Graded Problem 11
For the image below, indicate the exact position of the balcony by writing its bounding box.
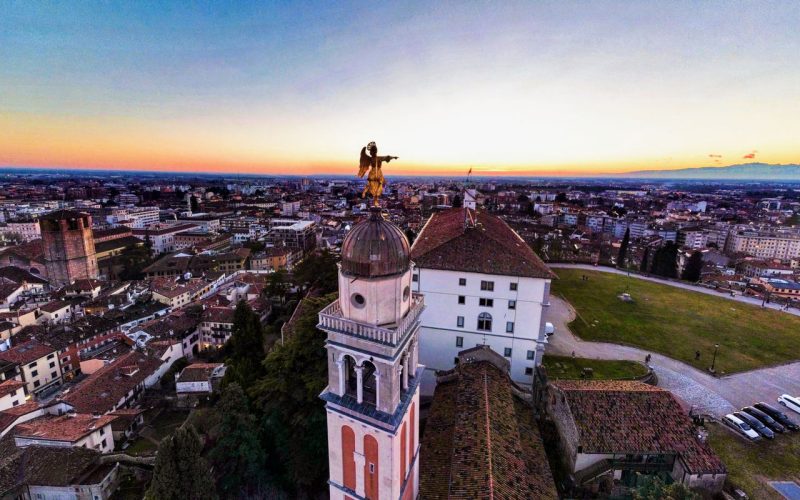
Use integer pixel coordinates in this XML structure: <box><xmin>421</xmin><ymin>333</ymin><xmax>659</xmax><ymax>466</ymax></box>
<box><xmin>318</xmin><ymin>294</ymin><xmax>424</xmax><ymax>346</ymax></box>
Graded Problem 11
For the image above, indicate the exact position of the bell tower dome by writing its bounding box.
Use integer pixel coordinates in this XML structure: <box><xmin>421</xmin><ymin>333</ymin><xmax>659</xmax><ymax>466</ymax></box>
<box><xmin>320</xmin><ymin>207</ymin><xmax>423</xmax><ymax>500</ymax></box>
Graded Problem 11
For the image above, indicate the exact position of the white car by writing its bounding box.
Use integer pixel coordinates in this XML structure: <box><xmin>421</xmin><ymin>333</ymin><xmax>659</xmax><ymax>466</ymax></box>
<box><xmin>722</xmin><ymin>414</ymin><xmax>761</xmax><ymax>441</ymax></box>
<box><xmin>778</xmin><ymin>394</ymin><xmax>800</xmax><ymax>415</ymax></box>
<box><xmin>545</xmin><ymin>322</ymin><xmax>555</xmax><ymax>336</ymax></box>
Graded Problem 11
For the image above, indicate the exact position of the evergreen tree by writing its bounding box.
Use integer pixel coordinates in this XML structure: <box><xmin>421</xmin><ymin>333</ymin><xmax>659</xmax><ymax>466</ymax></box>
<box><xmin>652</xmin><ymin>241</ymin><xmax>679</xmax><ymax>278</ymax></box>
<box><xmin>640</xmin><ymin>246</ymin><xmax>650</xmax><ymax>273</ymax></box>
<box><xmin>292</xmin><ymin>249</ymin><xmax>338</xmax><ymax>294</ymax></box>
<box><xmin>190</xmin><ymin>195</ymin><xmax>200</xmax><ymax>213</ymax></box>
<box><xmin>210</xmin><ymin>383</ymin><xmax>268</xmax><ymax>497</ymax></box>
<box><xmin>681</xmin><ymin>251</ymin><xmax>704</xmax><ymax>282</ymax></box>
<box><xmin>252</xmin><ymin>294</ymin><xmax>334</xmax><ymax>494</ymax></box>
<box><xmin>617</xmin><ymin>228</ymin><xmax>630</xmax><ymax>268</ymax></box>
<box><xmin>452</xmin><ymin>194</ymin><xmax>463</xmax><ymax>208</ymax></box>
<box><xmin>224</xmin><ymin>301</ymin><xmax>266</xmax><ymax>388</ymax></box>
<box><xmin>405</xmin><ymin>228</ymin><xmax>416</xmax><ymax>246</ymax></box>
<box><xmin>147</xmin><ymin>425</ymin><xmax>217</xmax><ymax>500</ymax></box>
<box><xmin>267</xmin><ymin>270</ymin><xmax>290</xmax><ymax>302</ymax></box>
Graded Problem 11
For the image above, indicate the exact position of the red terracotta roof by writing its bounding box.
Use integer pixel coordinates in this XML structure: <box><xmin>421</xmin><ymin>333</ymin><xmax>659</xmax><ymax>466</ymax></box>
<box><xmin>0</xmin><ymin>379</ymin><xmax>24</xmax><ymax>398</ymax></box>
<box><xmin>0</xmin><ymin>340</ymin><xmax>55</xmax><ymax>365</ymax></box>
<box><xmin>62</xmin><ymin>351</ymin><xmax>163</xmax><ymax>414</ymax></box>
<box><xmin>420</xmin><ymin>360</ymin><xmax>558</xmax><ymax>499</ymax></box>
<box><xmin>411</xmin><ymin>208</ymin><xmax>555</xmax><ymax>279</ymax></box>
<box><xmin>14</xmin><ymin>413</ymin><xmax>116</xmax><ymax>443</ymax></box>
<box><xmin>551</xmin><ymin>380</ymin><xmax>726</xmax><ymax>475</ymax></box>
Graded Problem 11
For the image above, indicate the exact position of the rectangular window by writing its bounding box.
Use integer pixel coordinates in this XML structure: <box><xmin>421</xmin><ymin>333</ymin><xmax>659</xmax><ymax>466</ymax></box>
<box><xmin>459</xmin><ymin>278</ymin><xmax>466</xmax><ymax>286</ymax></box>
<box><xmin>506</xmin><ymin>321</ymin><xmax>514</xmax><ymax>333</ymax></box>
<box><xmin>508</xmin><ymin>300</ymin><xmax>516</xmax><ymax>309</ymax></box>
<box><xmin>412</xmin><ymin>274</ymin><xmax>419</xmax><ymax>282</ymax></box>
<box><xmin>28</xmin><ymin>362</ymin><xmax>36</xmax><ymax>369</ymax></box>
<box><xmin>47</xmin><ymin>354</ymin><xmax>55</xmax><ymax>360</ymax></box>
<box><xmin>458</xmin><ymin>295</ymin><xmax>465</xmax><ymax>304</ymax></box>
<box><xmin>51</xmin><ymin>372</ymin><xmax>57</xmax><ymax>379</ymax></box>
<box><xmin>49</xmin><ymin>362</ymin><xmax>55</xmax><ymax>369</ymax></box>
<box><xmin>525</xmin><ymin>367</ymin><xmax>534</xmax><ymax>375</ymax></box>
<box><xmin>456</xmin><ymin>336</ymin><xmax>463</xmax><ymax>347</ymax></box>
<box><xmin>504</xmin><ymin>348</ymin><xmax>512</xmax><ymax>357</ymax></box>
<box><xmin>369</xmin><ymin>463</ymin><xmax>375</xmax><ymax>474</ymax></box>
<box><xmin>479</xmin><ymin>298</ymin><xmax>493</xmax><ymax>307</ymax></box>
<box><xmin>457</xmin><ymin>316</ymin><xmax>465</xmax><ymax>327</ymax></box>
<box><xmin>527</xmin><ymin>350</ymin><xmax>535</xmax><ymax>360</ymax></box>
<box><xmin>480</xmin><ymin>280</ymin><xmax>494</xmax><ymax>291</ymax></box>
<box><xmin>30</xmin><ymin>370</ymin><xmax>38</xmax><ymax>377</ymax></box>
<box><xmin>100</xmin><ymin>428</ymin><xmax>105</xmax><ymax>436</ymax></box>
<box><xmin>33</xmin><ymin>380</ymin><xmax>40</xmax><ymax>388</ymax></box>
<box><xmin>477</xmin><ymin>314</ymin><xmax>492</xmax><ymax>331</ymax></box>
<box><xmin>510</xmin><ymin>282</ymin><xmax>518</xmax><ymax>291</ymax></box>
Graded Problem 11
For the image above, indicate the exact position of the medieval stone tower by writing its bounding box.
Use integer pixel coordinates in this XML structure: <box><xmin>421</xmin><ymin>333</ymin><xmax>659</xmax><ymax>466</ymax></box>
<box><xmin>40</xmin><ymin>210</ymin><xmax>99</xmax><ymax>286</ymax></box>
<box><xmin>319</xmin><ymin>207</ymin><xmax>423</xmax><ymax>500</ymax></box>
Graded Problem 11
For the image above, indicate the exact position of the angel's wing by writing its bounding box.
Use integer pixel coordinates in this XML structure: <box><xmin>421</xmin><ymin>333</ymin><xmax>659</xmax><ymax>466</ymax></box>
<box><xmin>357</xmin><ymin>147</ymin><xmax>370</xmax><ymax>178</ymax></box>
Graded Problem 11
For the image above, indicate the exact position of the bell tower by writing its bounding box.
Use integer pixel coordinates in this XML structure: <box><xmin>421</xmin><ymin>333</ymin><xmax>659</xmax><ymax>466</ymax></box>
<box><xmin>319</xmin><ymin>208</ymin><xmax>423</xmax><ymax>500</ymax></box>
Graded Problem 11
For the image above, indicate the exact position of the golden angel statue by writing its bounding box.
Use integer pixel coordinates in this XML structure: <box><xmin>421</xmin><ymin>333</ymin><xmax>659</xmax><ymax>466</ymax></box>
<box><xmin>358</xmin><ymin>141</ymin><xmax>398</xmax><ymax>206</ymax></box>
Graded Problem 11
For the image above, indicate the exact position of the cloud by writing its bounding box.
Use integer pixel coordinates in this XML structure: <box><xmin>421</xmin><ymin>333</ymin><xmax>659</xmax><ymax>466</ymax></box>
<box><xmin>743</xmin><ymin>151</ymin><xmax>756</xmax><ymax>159</ymax></box>
<box><xmin>708</xmin><ymin>154</ymin><xmax>722</xmax><ymax>158</ymax></box>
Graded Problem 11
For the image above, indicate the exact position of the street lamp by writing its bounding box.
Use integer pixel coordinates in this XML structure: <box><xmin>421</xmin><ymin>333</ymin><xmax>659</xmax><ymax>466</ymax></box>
<box><xmin>710</xmin><ymin>344</ymin><xmax>720</xmax><ymax>373</ymax></box>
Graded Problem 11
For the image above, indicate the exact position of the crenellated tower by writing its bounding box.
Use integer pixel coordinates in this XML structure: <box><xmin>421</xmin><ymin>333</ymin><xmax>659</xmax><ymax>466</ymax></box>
<box><xmin>319</xmin><ymin>207</ymin><xmax>423</xmax><ymax>500</ymax></box>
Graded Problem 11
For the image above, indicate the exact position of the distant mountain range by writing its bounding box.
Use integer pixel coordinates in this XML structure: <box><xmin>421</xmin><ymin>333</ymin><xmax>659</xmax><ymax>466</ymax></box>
<box><xmin>618</xmin><ymin>163</ymin><xmax>800</xmax><ymax>180</ymax></box>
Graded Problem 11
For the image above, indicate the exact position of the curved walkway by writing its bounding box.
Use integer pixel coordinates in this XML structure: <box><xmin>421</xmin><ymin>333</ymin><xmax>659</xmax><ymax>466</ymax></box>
<box><xmin>544</xmin><ymin>295</ymin><xmax>800</xmax><ymax>418</ymax></box>
<box><xmin>549</xmin><ymin>263</ymin><xmax>800</xmax><ymax>317</ymax></box>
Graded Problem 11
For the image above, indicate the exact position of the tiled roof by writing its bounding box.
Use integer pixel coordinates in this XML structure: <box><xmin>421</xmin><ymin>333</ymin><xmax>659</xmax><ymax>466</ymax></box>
<box><xmin>39</xmin><ymin>300</ymin><xmax>70</xmax><ymax>313</ymax></box>
<box><xmin>411</xmin><ymin>208</ymin><xmax>555</xmax><ymax>279</ymax></box>
<box><xmin>0</xmin><ymin>340</ymin><xmax>55</xmax><ymax>365</ymax></box>
<box><xmin>420</xmin><ymin>360</ymin><xmax>558</xmax><ymax>499</ymax></box>
<box><xmin>0</xmin><ymin>379</ymin><xmax>24</xmax><ymax>399</ymax></box>
<box><xmin>177</xmin><ymin>363</ymin><xmax>224</xmax><ymax>383</ymax></box>
<box><xmin>551</xmin><ymin>380</ymin><xmax>726</xmax><ymax>475</ymax></box>
<box><xmin>201</xmin><ymin>306</ymin><xmax>234</xmax><ymax>324</ymax></box>
<box><xmin>14</xmin><ymin>413</ymin><xmax>117</xmax><ymax>443</ymax></box>
<box><xmin>0</xmin><ymin>267</ymin><xmax>48</xmax><ymax>285</ymax></box>
<box><xmin>62</xmin><ymin>351</ymin><xmax>163</xmax><ymax>414</ymax></box>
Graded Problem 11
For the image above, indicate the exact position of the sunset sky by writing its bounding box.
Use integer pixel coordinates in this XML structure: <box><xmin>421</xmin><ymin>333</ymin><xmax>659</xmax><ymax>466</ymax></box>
<box><xmin>2</xmin><ymin>1</ymin><xmax>799</xmax><ymax>176</ymax></box>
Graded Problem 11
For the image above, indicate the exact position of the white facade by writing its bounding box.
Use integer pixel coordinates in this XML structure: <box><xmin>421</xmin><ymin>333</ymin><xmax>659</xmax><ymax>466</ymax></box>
<box><xmin>726</xmin><ymin>231</ymin><xmax>800</xmax><ymax>259</ymax></box>
<box><xmin>412</xmin><ymin>267</ymin><xmax>550</xmax><ymax>392</ymax></box>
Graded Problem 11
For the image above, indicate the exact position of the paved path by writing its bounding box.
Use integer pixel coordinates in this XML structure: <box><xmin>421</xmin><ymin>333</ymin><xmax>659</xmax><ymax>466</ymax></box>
<box><xmin>544</xmin><ymin>295</ymin><xmax>800</xmax><ymax>418</ymax></box>
<box><xmin>550</xmin><ymin>263</ymin><xmax>800</xmax><ymax>317</ymax></box>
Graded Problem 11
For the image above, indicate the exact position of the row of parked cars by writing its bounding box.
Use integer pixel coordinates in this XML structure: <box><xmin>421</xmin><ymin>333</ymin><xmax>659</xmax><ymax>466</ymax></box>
<box><xmin>722</xmin><ymin>394</ymin><xmax>800</xmax><ymax>441</ymax></box>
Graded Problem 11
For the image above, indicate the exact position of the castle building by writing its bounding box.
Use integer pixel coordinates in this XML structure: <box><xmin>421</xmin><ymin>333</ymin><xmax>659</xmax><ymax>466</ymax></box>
<box><xmin>40</xmin><ymin>210</ymin><xmax>99</xmax><ymax>286</ymax></box>
<box><xmin>410</xmin><ymin>208</ymin><xmax>555</xmax><ymax>392</ymax></box>
<box><xmin>319</xmin><ymin>207</ymin><xmax>423</xmax><ymax>500</ymax></box>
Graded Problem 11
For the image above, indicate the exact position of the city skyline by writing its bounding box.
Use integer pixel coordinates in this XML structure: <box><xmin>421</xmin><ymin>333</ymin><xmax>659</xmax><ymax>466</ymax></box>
<box><xmin>2</xmin><ymin>1</ymin><xmax>799</xmax><ymax>176</ymax></box>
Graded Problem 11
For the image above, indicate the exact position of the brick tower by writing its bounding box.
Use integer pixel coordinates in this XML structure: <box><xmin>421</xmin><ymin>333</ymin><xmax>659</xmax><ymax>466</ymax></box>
<box><xmin>319</xmin><ymin>207</ymin><xmax>423</xmax><ymax>500</ymax></box>
<box><xmin>40</xmin><ymin>210</ymin><xmax>99</xmax><ymax>286</ymax></box>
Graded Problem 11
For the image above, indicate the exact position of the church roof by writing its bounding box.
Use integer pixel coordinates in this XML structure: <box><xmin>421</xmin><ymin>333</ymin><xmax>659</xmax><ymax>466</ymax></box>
<box><xmin>410</xmin><ymin>208</ymin><xmax>555</xmax><ymax>279</ymax></box>
<box><xmin>419</xmin><ymin>353</ymin><xmax>558</xmax><ymax>499</ymax></box>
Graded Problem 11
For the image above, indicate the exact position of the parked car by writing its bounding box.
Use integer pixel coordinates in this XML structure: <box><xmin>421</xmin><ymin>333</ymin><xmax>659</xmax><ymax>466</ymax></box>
<box><xmin>755</xmin><ymin>401</ymin><xmax>800</xmax><ymax>431</ymax></box>
<box><xmin>734</xmin><ymin>411</ymin><xmax>774</xmax><ymax>439</ymax></box>
<box><xmin>545</xmin><ymin>322</ymin><xmax>555</xmax><ymax>337</ymax></box>
<box><xmin>722</xmin><ymin>414</ymin><xmax>761</xmax><ymax>441</ymax></box>
<box><xmin>777</xmin><ymin>394</ymin><xmax>800</xmax><ymax>416</ymax></box>
<box><xmin>742</xmin><ymin>406</ymin><xmax>785</xmax><ymax>433</ymax></box>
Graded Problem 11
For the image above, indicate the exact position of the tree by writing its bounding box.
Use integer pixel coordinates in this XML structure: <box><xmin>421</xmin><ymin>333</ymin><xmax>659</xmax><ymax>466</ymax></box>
<box><xmin>147</xmin><ymin>425</ymin><xmax>217</xmax><ymax>500</ymax></box>
<box><xmin>209</xmin><ymin>383</ymin><xmax>268</xmax><ymax>497</ymax></box>
<box><xmin>252</xmin><ymin>294</ymin><xmax>334</xmax><ymax>495</ymax></box>
<box><xmin>640</xmin><ymin>246</ymin><xmax>650</xmax><ymax>273</ymax></box>
<box><xmin>267</xmin><ymin>270</ymin><xmax>290</xmax><ymax>302</ymax></box>
<box><xmin>681</xmin><ymin>251</ymin><xmax>704</xmax><ymax>282</ymax></box>
<box><xmin>617</xmin><ymin>228</ymin><xmax>630</xmax><ymax>268</ymax></box>
<box><xmin>223</xmin><ymin>301</ymin><xmax>266</xmax><ymax>389</ymax></box>
<box><xmin>633</xmin><ymin>476</ymin><xmax>699</xmax><ymax>500</ymax></box>
<box><xmin>452</xmin><ymin>194</ymin><xmax>463</xmax><ymax>208</ymax></box>
<box><xmin>190</xmin><ymin>195</ymin><xmax>200</xmax><ymax>213</ymax></box>
<box><xmin>292</xmin><ymin>249</ymin><xmax>338</xmax><ymax>294</ymax></box>
<box><xmin>405</xmin><ymin>228</ymin><xmax>416</xmax><ymax>246</ymax></box>
<box><xmin>652</xmin><ymin>241</ymin><xmax>679</xmax><ymax>279</ymax></box>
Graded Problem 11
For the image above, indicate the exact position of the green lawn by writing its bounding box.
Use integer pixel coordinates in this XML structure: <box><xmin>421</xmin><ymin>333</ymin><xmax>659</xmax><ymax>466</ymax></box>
<box><xmin>551</xmin><ymin>269</ymin><xmax>800</xmax><ymax>373</ymax></box>
<box><xmin>124</xmin><ymin>437</ymin><xmax>158</xmax><ymax>455</ymax></box>
<box><xmin>707</xmin><ymin>422</ymin><xmax>800</xmax><ymax>499</ymax></box>
<box><xmin>542</xmin><ymin>355</ymin><xmax>648</xmax><ymax>380</ymax></box>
